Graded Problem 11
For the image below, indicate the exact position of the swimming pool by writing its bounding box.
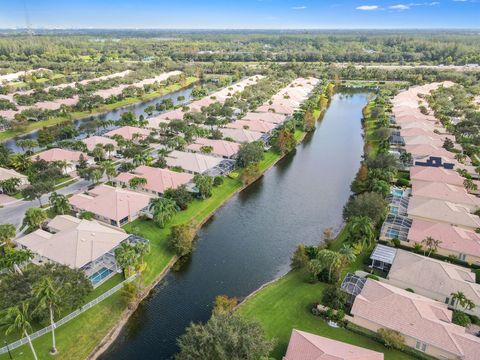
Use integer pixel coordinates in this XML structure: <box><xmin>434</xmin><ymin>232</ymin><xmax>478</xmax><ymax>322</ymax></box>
<box><xmin>391</xmin><ymin>188</ymin><xmax>403</xmax><ymax>197</ymax></box>
<box><xmin>89</xmin><ymin>267</ymin><xmax>113</xmax><ymax>286</ymax></box>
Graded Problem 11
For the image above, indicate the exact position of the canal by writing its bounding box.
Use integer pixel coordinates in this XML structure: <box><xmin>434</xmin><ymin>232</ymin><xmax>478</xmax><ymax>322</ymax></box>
<box><xmin>3</xmin><ymin>86</ymin><xmax>194</xmax><ymax>153</ymax></box>
<box><xmin>100</xmin><ymin>90</ymin><xmax>370</xmax><ymax>360</ymax></box>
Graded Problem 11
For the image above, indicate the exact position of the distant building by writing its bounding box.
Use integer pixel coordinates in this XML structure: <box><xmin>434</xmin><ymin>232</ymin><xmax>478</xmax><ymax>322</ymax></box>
<box><xmin>31</xmin><ymin>148</ymin><xmax>93</xmax><ymax>174</ymax></box>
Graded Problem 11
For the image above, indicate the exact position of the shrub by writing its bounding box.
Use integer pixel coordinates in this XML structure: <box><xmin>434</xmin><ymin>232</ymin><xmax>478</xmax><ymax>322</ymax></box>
<box><xmin>169</xmin><ymin>223</ymin><xmax>196</xmax><ymax>256</ymax></box>
<box><xmin>213</xmin><ymin>176</ymin><xmax>224</xmax><ymax>187</ymax></box>
<box><xmin>475</xmin><ymin>269</ymin><xmax>480</xmax><ymax>284</ymax></box>
<box><xmin>377</xmin><ymin>328</ymin><xmax>405</xmax><ymax>349</ymax></box>
<box><xmin>392</xmin><ymin>238</ymin><xmax>401</xmax><ymax>247</ymax></box>
<box><xmin>453</xmin><ymin>311</ymin><xmax>471</xmax><ymax>327</ymax></box>
<box><xmin>366</xmin><ymin>274</ymin><xmax>379</xmax><ymax>280</ymax></box>
<box><xmin>405</xmin><ymin>288</ymin><xmax>415</xmax><ymax>293</ymax></box>
<box><xmin>290</xmin><ymin>244</ymin><xmax>309</xmax><ymax>270</ymax></box>
<box><xmin>396</xmin><ymin>178</ymin><xmax>410</xmax><ymax>187</ymax></box>
<box><xmin>321</xmin><ymin>285</ymin><xmax>347</xmax><ymax>310</ymax></box>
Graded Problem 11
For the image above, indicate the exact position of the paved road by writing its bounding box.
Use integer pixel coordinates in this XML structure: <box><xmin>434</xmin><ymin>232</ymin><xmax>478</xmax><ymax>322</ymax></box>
<box><xmin>0</xmin><ymin>178</ymin><xmax>92</xmax><ymax>229</ymax></box>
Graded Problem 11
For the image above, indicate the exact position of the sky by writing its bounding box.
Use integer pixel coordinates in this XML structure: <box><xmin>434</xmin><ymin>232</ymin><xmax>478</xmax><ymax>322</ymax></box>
<box><xmin>0</xmin><ymin>0</ymin><xmax>479</xmax><ymax>29</ymax></box>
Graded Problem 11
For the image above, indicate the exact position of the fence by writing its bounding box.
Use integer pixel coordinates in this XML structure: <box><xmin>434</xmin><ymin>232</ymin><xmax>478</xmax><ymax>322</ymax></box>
<box><xmin>0</xmin><ymin>274</ymin><xmax>137</xmax><ymax>355</ymax></box>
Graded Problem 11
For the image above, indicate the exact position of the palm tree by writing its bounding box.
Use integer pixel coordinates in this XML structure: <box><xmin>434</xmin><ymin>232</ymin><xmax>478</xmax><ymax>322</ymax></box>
<box><xmin>0</xmin><ymin>177</ymin><xmax>21</xmax><ymax>195</ymax></box>
<box><xmin>0</xmin><ymin>247</ymin><xmax>33</xmax><ymax>274</ymax></box>
<box><xmin>115</xmin><ymin>242</ymin><xmax>140</xmax><ymax>277</ymax></box>
<box><xmin>100</xmin><ymin>161</ymin><xmax>116</xmax><ymax>181</ymax></box>
<box><xmin>54</xmin><ymin>160</ymin><xmax>69</xmax><ymax>175</ymax></box>
<box><xmin>103</xmin><ymin>143</ymin><xmax>115</xmax><ymax>158</ymax></box>
<box><xmin>348</xmin><ymin>216</ymin><xmax>375</xmax><ymax>251</ymax></box>
<box><xmin>339</xmin><ymin>244</ymin><xmax>357</xmax><ymax>264</ymax></box>
<box><xmin>421</xmin><ymin>236</ymin><xmax>442</xmax><ymax>256</ymax></box>
<box><xmin>10</xmin><ymin>153</ymin><xmax>31</xmax><ymax>172</ymax></box>
<box><xmin>317</xmin><ymin>249</ymin><xmax>343</xmax><ymax>283</ymax></box>
<box><xmin>49</xmin><ymin>192</ymin><xmax>70</xmax><ymax>215</ymax></box>
<box><xmin>0</xmin><ymin>224</ymin><xmax>16</xmax><ymax>247</ymax></box>
<box><xmin>464</xmin><ymin>178</ymin><xmax>477</xmax><ymax>192</ymax></box>
<box><xmin>33</xmin><ymin>277</ymin><xmax>63</xmax><ymax>354</ymax></box>
<box><xmin>0</xmin><ymin>302</ymin><xmax>38</xmax><ymax>360</ymax></box>
<box><xmin>149</xmin><ymin>197</ymin><xmax>177</xmax><ymax>228</ymax></box>
<box><xmin>24</xmin><ymin>208</ymin><xmax>47</xmax><ymax>230</ymax></box>
<box><xmin>451</xmin><ymin>291</ymin><xmax>467</xmax><ymax>310</ymax></box>
<box><xmin>129</xmin><ymin>177</ymin><xmax>147</xmax><ymax>190</ymax></box>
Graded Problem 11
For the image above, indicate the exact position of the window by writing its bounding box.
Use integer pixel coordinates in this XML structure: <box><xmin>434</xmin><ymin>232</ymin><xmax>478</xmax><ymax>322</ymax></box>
<box><xmin>415</xmin><ymin>340</ymin><xmax>427</xmax><ymax>352</ymax></box>
<box><xmin>458</xmin><ymin>253</ymin><xmax>467</xmax><ymax>261</ymax></box>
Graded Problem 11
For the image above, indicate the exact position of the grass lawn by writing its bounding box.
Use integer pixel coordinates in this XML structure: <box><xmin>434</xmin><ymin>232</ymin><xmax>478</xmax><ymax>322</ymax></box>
<box><xmin>0</xmin><ymin>77</ymin><xmax>198</xmax><ymax>142</ymax></box>
<box><xmin>238</xmin><ymin>270</ymin><xmax>414</xmax><ymax>360</ymax></box>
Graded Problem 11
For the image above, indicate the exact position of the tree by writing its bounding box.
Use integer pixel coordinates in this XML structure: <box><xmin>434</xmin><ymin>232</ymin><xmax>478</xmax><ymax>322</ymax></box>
<box><xmin>149</xmin><ymin>197</ymin><xmax>177</xmax><ymax>228</ymax></box>
<box><xmin>443</xmin><ymin>138</ymin><xmax>455</xmax><ymax>151</ymax></box>
<box><xmin>33</xmin><ymin>277</ymin><xmax>63</xmax><ymax>354</ymax></box>
<box><xmin>194</xmin><ymin>175</ymin><xmax>214</xmax><ymax>199</ymax></box>
<box><xmin>49</xmin><ymin>192</ymin><xmax>70</xmax><ymax>215</ymax></box>
<box><xmin>22</xmin><ymin>181</ymin><xmax>54</xmax><ymax>206</ymax></box>
<box><xmin>10</xmin><ymin>153</ymin><xmax>32</xmax><ymax>172</ymax></box>
<box><xmin>115</xmin><ymin>242</ymin><xmax>140</xmax><ymax>278</ymax></box>
<box><xmin>164</xmin><ymin>185</ymin><xmax>193</xmax><ymax>210</ymax></box>
<box><xmin>321</xmin><ymin>285</ymin><xmax>347</xmax><ymax>310</ymax></box>
<box><xmin>175</xmin><ymin>315</ymin><xmax>273</xmax><ymax>360</ymax></box>
<box><xmin>451</xmin><ymin>291</ymin><xmax>475</xmax><ymax>311</ymax></box>
<box><xmin>92</xmin><ymin>145</ymin><xmax>105</xmax><ymax>161</ymax></box>
<box><xmin>16</xmin><ymin>139</ymin><xmax>38</xmax><ymax>154</ymax></box>
<box><xmin>213</xmin><ymin>295</ymin><xmax>238</xmax><ymax>316</ymax></box>
<box><xmin>0</xmin><ymin>177</ymin><xmax>21</xmax><ymax>195</ymax></box>
<box><xmin>129</xmin><ymin>176</ymin><xmax>147</xmax><ymax>190</ymax></box>
<box><xmin>464</xmin><ymin>178</ymin><xmax>478</xmax><ymax>192</ymax></box>
<box><xmin>241</xmin><ymin>163</ymin><xmax>261</xmax><ymax>185</ymax></box>
<box><xmin>399</xmin><ymin>152</ymin><xmax>412</xmax><ymax>166</ymax></box>
<box><xmin>316</xmin><ymin>249</ymin><xmax>344</xmax><ymax>283</ymax></box>
<box><xmin>100</xmin><ymin>160</ymin><xmax>117</xmax><ymax>181</ymax></box>
<box><xmin>0</xmin><ymin>302</ymin><xmax>38</xmax><ymax>360</ymax></box>
<box><xmin>236</xmin><ymin>141</ymin><xmax>264</xmax><ymax>168</ymax></box>
<box><xmin>0</xmin><ymin>224</ymin><xmax>16</xmax><ymax>246</ymax></box>
<box><xmin>169</xmin><ymin>223</ymin><xmax>196</xmax><ymax>256</ymax></box>
<box><xmin>104</xmin><ymin>143</ymin><xmax>115</xmax><ymax>158</ymax></box>
<box><xmin>272</xmin><ymin>127</ymin><xmax>296</xmax><ymax>155</ymax></box>
<box><xmin>421</xmin><ymin>236</ymin><xmax>442</xmax><ymax>256</ymax></box>
<box><xmin>290</xmin><ymin>244</ymin><xmax>309</xmax><ymax>270</ymax></box>
<box><xmin>343</xmin><ymin>192</ymin><xmax>387</xmax><ymax>225</ymax></box>
<box><xmin>346</xmin><ymin>216</ymin><xmax>376</xmax><ymax>251</ymax></box>
<box><xmin>0</xmin><ymin>247</ymin><xmax>32</xmax><ymax>274</ymax></box>
<box><xmin>24</xmin><ymin>208</ymin><xmax>47</xmax><ymax>230</ymax></box>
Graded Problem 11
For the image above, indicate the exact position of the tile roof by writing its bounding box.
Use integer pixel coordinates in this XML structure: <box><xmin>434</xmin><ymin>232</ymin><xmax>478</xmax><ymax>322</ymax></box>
<box><xmin>81</xmin><ymin>136</ymin><xmax>117</xmax><ymax>151</ymax></box>
<box><xmin>0</xmin><ymin>167</ymin><xmax>27</xmax><ymax>181</ymax></box>
<box><xmin>219</xmin><ymin>127</ymin><xmax>263</xmax><ymax>143</ymax></box>
<box><xmin>352</xmin><ymin>279</ymin><xmax>480</xmax><ymax>359</ymax></box>
<box><xmin>410</xmin><ymin>167</ymin><xmax>465</xmax><ymax>186</ymax></box>
<box><xmin>15</xmin><ymin>215</ymin><xmax>128</xmax><ymax>269</ymax></box>
<box><xmin>69</xmin><ymin>185</ymin><xmax>152</xmax><ymax>223</ymax></box>
<box><xmin>114</xmin><ymin>165</ymin><xmax>193</xmax><ymax>194</ymax></box>
<box><xmin>408</xmin><ymin>219</ymin><xmax>480</xmax><ymax>258</ymax></box>
<box><xmin>411</xmin><ymin>180</ymin><xmax>480</xmax><ymax>208</ymax></box>
<box><xmin>226</xmin><ymin>119</ymin><xmax>276</xmax><ymax>133</ymax></box>
<box><xmin>283</xmin><ymin>329</ymin><xmax>383</xmax><ymax>360</ymax></box>
<box><xmin>186</xmin><ymin>137</ymin><xmax>240</xmax><ymax>158</ymax></box>
<box><xmin>104</xmin><ymin>126</ymin><xmax>151</xmax><ymax>141</ymax></box>
<box><xmin>165</xmin><ymin>150</ymin><xmax>223</xmax><ymax>174</ymax></box>
<box><xmin>31</xmin><ymin>148</ymin><xmax>91</xmax><ymax>163</ymax></box>
<box><xmin>241</xmin><ymin>112</ymin><xmax>287</xmax><ymax>124</ymax></box>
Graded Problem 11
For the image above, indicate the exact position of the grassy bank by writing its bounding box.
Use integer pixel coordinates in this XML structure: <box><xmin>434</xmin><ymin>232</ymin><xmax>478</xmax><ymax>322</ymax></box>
<box><xmin>0</xmin><ymin>134</ymin><xmax>303</xmax><ymax>360</ymax></box>
<box><xmin>237</xmin><ymin>270</ymin><xmax>413</xmax><ymax>360</ymax></box>
<box><xmin>0</xmin><ymin>77</ymin><xmax>198</xmax><ymax>142</ymax></box>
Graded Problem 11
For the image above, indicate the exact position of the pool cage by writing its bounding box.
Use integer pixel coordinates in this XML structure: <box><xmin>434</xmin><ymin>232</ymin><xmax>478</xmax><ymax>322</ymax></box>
<box><xmin>389</xmin><ymin>131</ymin><xmax>405</xmax><ymax>147</ymax></box>
<box><xmin>341</xmin><ymin>273</ymin><xmax>367</xmax><ymax>306</ymax></box>
<box><xmin>380</xmin><ymin>214</ymin><xmax>412</xmax><ymax>242</ymax></box>
<box><xmin>387</xmin><ymin>188</ymin><xmax>411</xmax><ymax>216</ymax></box>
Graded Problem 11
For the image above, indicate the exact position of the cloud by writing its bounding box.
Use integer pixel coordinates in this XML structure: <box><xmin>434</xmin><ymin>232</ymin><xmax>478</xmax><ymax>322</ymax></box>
<box><xmin>389</xmin><ymin>4</ymin><xmax>410</xmax><ymax>9</ymax></box>
<box><xmin>356</xmin><ymin>5</ymin><xmax>380</xmax><ymax>10</ymax></box>
<box><xmin>292</xmin><ymin>6</ymin><xmax>307</xmax><ymax>10</ymax></box>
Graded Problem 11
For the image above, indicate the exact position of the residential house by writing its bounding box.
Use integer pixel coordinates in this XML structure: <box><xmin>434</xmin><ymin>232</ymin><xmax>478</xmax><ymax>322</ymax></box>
<box><xmin>165</xmin><ymin>150</ymin><xmax>223</xmax><ymax>174</ymax></box>
<box><xmin>0</xmin><ymin>167</ymin><xmax>29</xmax><ymax>187</ymax></box>
<box><xmin>283</xmin><ymin>329</ymin><xmax>383</xmax><ymax>360</ymax></box>
<box><xmin>15</xmin><ymin>215</ymin><xmax>131</xmax><ymax>287</ymax></box>
<box><xmin>81</xmin><ymin>135</ymin><xmax>118</xmax><ymax>154</ymax></box>
<box><xmin>351</xmin><ymin>279</ymin><xmax>480</xmax><ymax>359</ymax></box>
<box><xmin>31</xmin><ymin>148</ymin><xmax>93</xmax><ymax>174</ymax></box>
<box><xmin>113</xmin><ymin>165</ymin><xmax>193</xmax><ymax>195</ymax></box>
<box><xmin>104</xmin><ymin>126</ymin><xmax>151</xmax><ymax>141</ymax></box>
<box><xmin>226</xmin><ymin>119</ymin><xmax>276</xmax><ymax>133</ymax></box>
<box><xmin>186</xmin><ymin>138</ymin><xmax>240</xmax><ymax>159</ymax></box>
<box><xmin>407</xmin><ymin>219</ymin><xmax>480</xmax><ymax>264</ymax></box>
<box><xmin>219</xmin><ymin>128</ymin><xmax>263</xmax><ymax>143</ymax></box>
<box><xmin>386</xmin><ymin>250</ymin><xmax>480</xmax><ymax>316</ymax></box>
<box><xmin>69</xmin><ymin>184</ymin><xmax>152</xmax><ymax>227</ymax></box>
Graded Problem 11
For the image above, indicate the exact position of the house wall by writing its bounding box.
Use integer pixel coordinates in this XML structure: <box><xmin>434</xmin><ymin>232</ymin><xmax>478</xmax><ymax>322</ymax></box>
<box><xmin>350</xmin><ymin>316</ymin><xmax>459</xmax><ymax>359</ymax></box>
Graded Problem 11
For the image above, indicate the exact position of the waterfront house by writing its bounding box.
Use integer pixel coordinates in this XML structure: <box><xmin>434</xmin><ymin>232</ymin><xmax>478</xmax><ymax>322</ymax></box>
<box><xmin>165</xmin><ymin>150</ymin><xmax>223</xmax><ymax>174</ymax></box>
<box><xmin>15</xmin><ymin>215</ymin><xmax>130</xmax><ymax>287</ymax></box>
<box><xmin>386</xmin><ymin>249</ymin><xmax>480</xmax><ymax>316</ymax></box>
<box><xmin>69</xmin><ymin>184</ymin><xmax>152</xmax><ymax>227</ymax></box>
<box><xmin>226</xmin><ymin>119</ymin><xmax>276</xmax><ymax>133</ymax></box>
<box><xmin>283</xmin><ymin>329</ymin><xmax>383</xmax><ymax>360</ymax></box>
<box><xmin>219</xmin><ymin>128</ymin><xmax>263</xmax><ymax>143</ymax></box>
<box><xmin>411</xmin><ymin>180</ymin><xmax>480</xmax><ymax>210</ymax></box>
<box><xmin>186</xmin><ymin>138</ymin><xmax>240</xmax><ymax>159</ymax></box>
<box><xmin>241</xmin><ymin>112</ymin><xmax>287</xmax><ymax>124</ymax></box>
<box><xmin>113</xmin><ymin>165</ymin><xmax>193</xmax><ymax>195</ymax></box>
<box><xmin>407</xmin><ymin>197</ymin><xmax>480</xmax><ymax>230</ymax></box>
<box><xmin>31</xmin><ymin>148</ymin><xmax>93</xmax><ymax>174</ymax></box>
<box><xmin>410</xmin><ymin>166</ymin><xmax>465</xmax><ymax>187</ymax></box>
<box><xmin>351</xmin><ymin>279</ymin><xmax>480</xmax><ymax>359</ymax></box>
<box><xmin>407</xmin><ymin>219</ymin><xmax>480</xmax><ymax>264</ymax></box>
